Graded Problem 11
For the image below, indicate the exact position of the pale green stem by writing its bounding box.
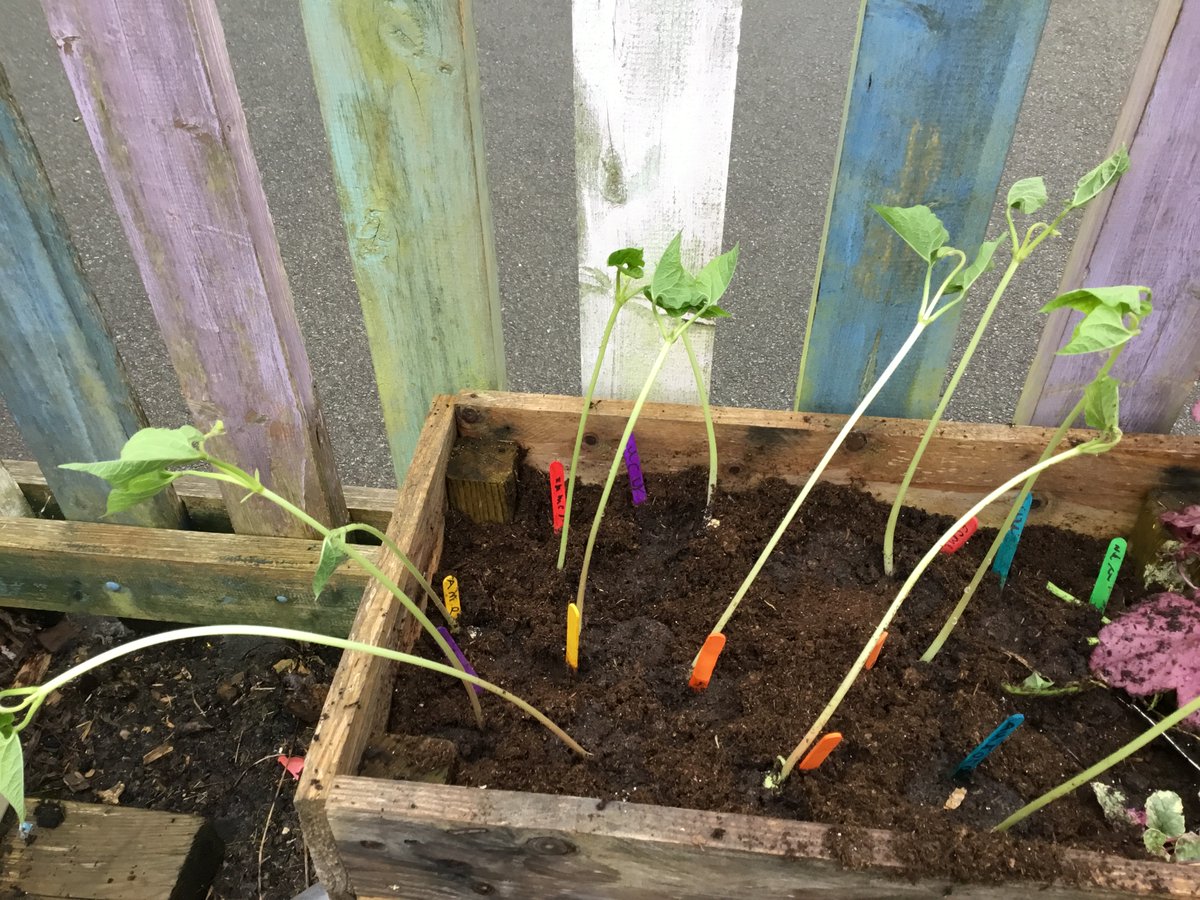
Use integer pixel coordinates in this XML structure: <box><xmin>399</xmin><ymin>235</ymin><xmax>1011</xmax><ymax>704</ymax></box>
<box><xmin>680</xmin><ymin>328</ymin><xmax>718</xmax><ymax>509</ymax></box>
<box><xmin>0</xmin><ymin>625</ymin><xmax>588</xmax><ymax>757</ymax></box>
<box><xmin>765</xmin><ymin>442</ymin><xmax>1100</xmax><ymax>789</ymax></box>
<box><xmin>343</xmin><ymin>523</ymin><xmax>454</xmax><ymax>627</ymax></box>
<box><xmin>993</xmin><ymin>692</ymin><xmax>1200</xmax><ymax>833</ymax></box>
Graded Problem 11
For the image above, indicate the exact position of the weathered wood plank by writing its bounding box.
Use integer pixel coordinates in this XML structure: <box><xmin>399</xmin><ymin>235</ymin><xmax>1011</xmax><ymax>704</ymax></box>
<box><xmin>796</xmin><ymin>0</ymin><xmax>1050</xmax><ymax>418</ymax></box>
<box><xmin>0</xmin><ymin>800</ymin><xmax>221</xmax><ymax>899</ymax></box>
<box><xmin>299</xmin><ymin>0</ymin><xmax>505</xmax><ymax>485</ymax></box>
<box><xmin>0</xmin><ymin>61</ymin><xmax>184</xmax><ymax>529</ymax></box>
<box><xmin>296</xmin><ymin>396</ymin><xmax>457</xmax><ymax>898</ymax></box>
<box><xmin>40</xmin><ymin>0</ymin><xmax>347</xmax><ymax>537</ymax></box>
<box><xmin>4</xmin><ymin>459</ymin><xmax>394</xmax><ymax>534</ymax></box>
<box><xmin>0</xmin><ymin>518</ymin><xmax>373</xmax><ymax>635</ymax></box>
<box><xmin>573</xmin><ymin>0</ymin><xmax>742</xmax><ymax>403</ymax></box>
<box><xmin>0</xmin><ymin>462</ymin><xmax>32</xmax><ymax>519</ymax></box>
<box><xmin>327</xmin><ymin>777</ymin><xmax>1198</xmax><ymax>898</ymax></box>
<box><xmin>1015</xmin><ymin>0</ymin><xmax>1199</xmax><ymax>432</ymax></box>
<box><xmin>453</xmin><ymin>391</ymin><xmax>1200</xmax><ymax>538</ymax></box>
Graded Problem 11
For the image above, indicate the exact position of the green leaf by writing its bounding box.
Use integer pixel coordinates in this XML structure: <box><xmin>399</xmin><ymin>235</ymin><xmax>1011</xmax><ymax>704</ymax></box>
<box><xmin>648</xmin><ymin>233</ymin><xmax>702</xmax><ymax>313</ymax></box>
<box><xmin>1007</xmin><ymin>177</ymin><xmax>1048</xmax><ymax>214</ymax></box>
<box><xmin>1023</xmin><ymin>673</ymin><xmax>1054</xmax><ymax>691</ymax></box>
<box><xmin>105</xmin><ymin>470</ymin><xmax>182</xmax><ymax>515</ymax></box>
<box><xmin>1040</xmin><ymin>285</ymin><xmax>1152</xmax><ymax>320</ymax></box>
<box><xmin>872</xmin><ymin>204</ymin><xmax>949</xmax><ymax>262</ymax></box>
<box><xmin>0</xmin><ymin>726</ymin><xmax>25</xmax><ymax>822</ymax></box>
<box><xmin>695</xmin><ymin>244</ymin><xmax>740</xmax><ymax>306</ymax></box>
<box><xmin>1146</xmin><ymin>791</ymin><xmax>1186</xmax><ymax>838</ymax></box>
<box><xmin>1174</xmin><ymin>832</ymin><xmax>1200</xmax><ymax>862</ymax></box>
<box><xmin>703</xmin><ymin>304</ymin><xmax>732</xmax><ymax>320</ymax></box>
<box><xmin>607</xmin><ymin>247</ymin><xmax>645</xmax><ymax>279</ymax></box>
<box><xmin>1071</xmin><ymin>147</ymin><xmax>1130</xmax><ymax>209</ymax></box>
<box><xmin>946</xmin><ymin>237</ymin><xmax>1002</xmax><ymax>295</ymax></box>
<box><xmin>1144</xmin><ymin>828</ymin><xmax>1172</xmax><ymax>859</ymax></box>
<box><xmin>1092</xmin><ymin>782</ymin><xmax>1133</xmax><ymax>827</ymax></box>
<box><xmin>60</xmin><ymin>425</ymin><xmax>207</xmax><ymax>488</ymax></box>
<box><xmin>1002</xmin><ymin>673</ymin><xmax>1086</xmax><ymax>696</ymax></box>
<box><xmin>1083</xmin><ymin>375</ymin><xmax>1120</xmax><ymax>432</ymax></box>
<box><xmin>313</xmin><ymin>530</ymin><xmax>350</xmax><ymax>599</ymax></box>
<box><xmin>1059</xmin><ymin>306</ymin><xmax>1137</xmax><ymax>355</ymax></box>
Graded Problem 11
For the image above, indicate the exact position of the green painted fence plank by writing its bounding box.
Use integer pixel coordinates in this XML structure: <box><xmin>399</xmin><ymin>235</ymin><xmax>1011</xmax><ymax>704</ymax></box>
<box><xmin>301</xmin><ymin>0</ymin><xmax>505</xmax><ymax>484</ymax></box>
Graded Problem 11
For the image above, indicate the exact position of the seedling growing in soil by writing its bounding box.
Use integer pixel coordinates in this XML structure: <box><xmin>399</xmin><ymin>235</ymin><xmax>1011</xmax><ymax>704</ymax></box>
<box><xmin>61</xmin><ymin>422</ymin><xmax>485</xmax><ymax>725</ymax></box>
<box><xmin>883</xmin><ymin>149</ymin><xmax>1130</xmax><ymax>576</ymax></box>
<box><xmin>0</xmin><ymin>623</ymin><xmax>589</xmax><ymax>823</ymax></box>
<box><xmin>571</xmin><ymin>235</ymin><xmax>738</xmax><ymax>666</ymax></box>
<box><xmin>1092</xmin><ymin>785</ymin><xmax>1200</xmax><ymax>862</ymax></box>
<box><xmin>764</xmin><ymin>372</ymin><xmax>1125</xmax><ymax>790</ymax></box>
<box><xmin>921</xmin><ymin>284</ymin><xmax>1152</xmax><ymax>660</ymax></box>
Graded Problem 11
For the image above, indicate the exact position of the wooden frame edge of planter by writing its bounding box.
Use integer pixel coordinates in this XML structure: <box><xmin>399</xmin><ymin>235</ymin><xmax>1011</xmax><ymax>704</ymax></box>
<box><xmin>299</xmin><ymin>391</ymin><xmax>1200</xmax><ymax>898</ymax></box>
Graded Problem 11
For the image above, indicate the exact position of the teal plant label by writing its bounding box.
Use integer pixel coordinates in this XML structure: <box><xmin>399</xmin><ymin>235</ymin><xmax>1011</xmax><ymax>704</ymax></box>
<box><xmin>954</xmin><ymin>713</ymin><xmax>1025</xmax><ymax>778</ymax></box>
<box><xmin>1089</xmin><ymin>537</ymin><xmax>1126</xmax><ymax>613</ymax></box>
<box><xmin>992</xmin><ymin>494</ymin><xmax>1033</xmax><ymax>584</ymax></box>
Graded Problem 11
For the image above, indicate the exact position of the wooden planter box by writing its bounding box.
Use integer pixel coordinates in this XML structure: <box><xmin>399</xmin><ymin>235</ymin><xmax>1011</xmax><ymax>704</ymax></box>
<box><xmin>297</xmin><ymin>390</ymin><xmax>1200</xmax><ymax>899</ymax></box>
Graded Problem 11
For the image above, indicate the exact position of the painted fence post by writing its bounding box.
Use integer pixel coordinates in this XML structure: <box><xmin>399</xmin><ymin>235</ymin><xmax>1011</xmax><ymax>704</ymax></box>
<box><xmin>795</xmin><ymin>0</ymin><xmax>1050</xmax><ymax>418</ymax></box>
<box><xmin>573</xmin><ymin>0</ymin><xmax>742</xmax><ymax>403</ymax></box>
<box><xmin>0</xmin><ymin>62</ymin><xmax>184</xmax><ymax>528</ymax></box>
<box><xmin>40</xmin><ymin>0</ymin><xmax>347</xmax><ymax>538</ymax></box>
<box><xmin>1016</xmin><ymin>0</ymin><xmax>1199</xmax><ymax>433</ymax></box>
<box><xmin>300</xmin><ymin>0</ymin><xmax>505</xmax><ymax>485</ymax></box>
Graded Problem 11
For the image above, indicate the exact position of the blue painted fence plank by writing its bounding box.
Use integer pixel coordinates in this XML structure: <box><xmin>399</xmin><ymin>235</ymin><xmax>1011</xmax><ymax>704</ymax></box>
<box><xmin>796</xmin><ymin>0</ymin><xmax>1050</xmax><ymax>418</ymax></box>
<box><xmin>0</xmin><ymin>63</ymin><xmax>184</xmax><ymax>527</ymax></box>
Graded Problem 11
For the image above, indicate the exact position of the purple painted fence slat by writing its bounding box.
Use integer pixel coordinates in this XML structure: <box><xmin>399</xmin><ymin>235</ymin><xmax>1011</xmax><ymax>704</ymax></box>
<box><xmin>41</xmin><ymin>0</ymin><xmax>347</xmax><ymax>536</ymax></box>
<box><xmin>1016</xmin><ymin>0</ymin><xmax>1199</xmax><ymax>433</ymax></box>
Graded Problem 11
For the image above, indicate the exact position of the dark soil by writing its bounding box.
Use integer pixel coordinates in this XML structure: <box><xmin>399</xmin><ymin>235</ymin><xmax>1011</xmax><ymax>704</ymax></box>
<box><xmin>387</xmin><ymin>466</ymin><xmax>1200</xmax><ymax>887</ymax></box>
<box><xmin>0</xmin><ymin>611</ymin><xmax>337</xmax><ymax>898</ymax></box>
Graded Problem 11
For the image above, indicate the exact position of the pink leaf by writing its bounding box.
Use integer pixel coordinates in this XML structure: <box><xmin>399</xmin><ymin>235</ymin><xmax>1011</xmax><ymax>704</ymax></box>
<box><xmin>277</xmin><ymin>755</ymin><xmax>305</xmax><ymax>780</ymax></box>
<box><xmin>1090</xmin><ymin>593</ymin><xmax>1200</xmax><ymax>731</ymax></box>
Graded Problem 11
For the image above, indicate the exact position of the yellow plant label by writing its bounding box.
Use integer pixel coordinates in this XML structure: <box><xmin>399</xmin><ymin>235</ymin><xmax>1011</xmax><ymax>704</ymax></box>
<box><xmin>443</xmin><ymin>575</ymin><xmax>461</xmax><ymax>621</ymax></box>
<box><xmin>566</xmin><ymin>603</ymin><xmax>581</xmax><ymax>670</ymax></box>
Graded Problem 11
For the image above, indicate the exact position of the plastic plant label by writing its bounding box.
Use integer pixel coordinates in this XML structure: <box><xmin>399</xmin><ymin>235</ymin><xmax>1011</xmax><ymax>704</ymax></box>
<box><xmin>992</xmin><ymin>494</ymin><xmax>1034</xmax><ymax>585</ymax></box>
<box><xmin>689</xmin><ymin>633</ymin><xmax>727</xmax><ymax>690</ymax></box>
<box><xmin>566</xmin><ymin>603</ymin><xmax>581</xmax><ymax>671</ymax></box>
<box><xmin>941</xmin><ymin>517</ymin><xmax>978</xmax><ymax>554</ymax></box>
<box><xmin>864</xmin><ymin>631</ymin><xmax>889</xmax><ymax>670</ymax></box>
<box><xmin>623</xmin><ymin>434</ymin><xmax>647</xmax><ymax>505</ymax></box>
<box><xmin>277</xmin><ymin>755</ymin><xmax>305</xmax><ymax>780</ymax></box>
<box><xmin>437</xmin><ymin>626</ymin><xmax>482</xmax><ymax>695</ymax></box>
<box><xmin>799</xmin><ymin>732</ymin><xmax>843</xmax><ymax>771</ymax></box>
<box><xmin>443</xmin><ymin>575</ymin><xmax>462</xmax><ymax>621</ymax></box>
<box><xmin>1089</xmin><ymin>537</ymin><xmax>1126</xmax><ymax>613</ymax></box>
<box><xmin>953</xmin><ymin>713</ymin><xmax>1024</xmax><ymax>778</ymax></box>
<box><xmin>549</xmin><ymin>461</ymin><xmax>567</xmax><ymax>532</ymax></box>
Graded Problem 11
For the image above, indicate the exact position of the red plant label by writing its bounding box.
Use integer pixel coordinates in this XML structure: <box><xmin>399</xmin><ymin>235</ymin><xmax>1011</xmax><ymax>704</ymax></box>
<box><xmin>940</xmin><ymin>517</ymin><xmax>978</xmax><ymax>554</ymax></box>
<box><xmin>277</xmin><ymin>755</ymin><xmax>305</xmax><ymax>780</ymax></box>
<box><xmin>549</xmin><ymin>460</ymin><xmax>566</xmax><ymax>532</ymax></box>
<box><xmin>689</xmin><ymin>633</ymin><xmax>726</xmax><ymax>691</ymax></box>
<box><xmin>864</xmin><ymin>631</ymin><xmax>889</xmax><ymax>670</ymax></box>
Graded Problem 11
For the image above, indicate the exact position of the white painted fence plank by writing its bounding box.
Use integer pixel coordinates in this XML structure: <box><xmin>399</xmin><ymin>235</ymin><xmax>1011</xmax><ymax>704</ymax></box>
<box><xmin>573</xmin><ymin>0</ymin><xmax>742</xmax><ymax>403</ymax></box>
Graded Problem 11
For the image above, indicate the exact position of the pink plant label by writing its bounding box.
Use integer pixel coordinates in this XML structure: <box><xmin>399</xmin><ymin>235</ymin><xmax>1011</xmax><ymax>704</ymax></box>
<box><xmin>549</xmin><ymin>460</ymin><xmax>566</xmax><ymax>532</ymax></box>
<box><xmin>277</xmin><ymin>755</ymin><xmax>305</xmax><ymax>780</ymax></box>
<box><xmin>438</xmin><ymin>626</ymin><xmax>483</xmax><ymax>695</ymax></box>
<box><xmin>940</xmin><ymin>517</ymin><xmax>978</xmax><ymax>554</ymax></box>
<box><xmin>1089</xmin><ymin>537</ymin><xmax>1126</xmax><ymax>612</ymax></box>
<box><xmin>623</xmin><ymin>434</ymin><xmax>647</xmax><ymax>505</ymax></box>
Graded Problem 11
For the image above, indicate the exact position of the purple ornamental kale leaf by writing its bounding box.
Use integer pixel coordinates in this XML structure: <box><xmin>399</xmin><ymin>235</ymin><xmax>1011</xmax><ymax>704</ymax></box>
<box><xmin>1161</xmin><ymin>505</ymin><xmax>1200</xmax><ymax>557</ymax></box>
<box><xmin>1090</xmin><ymin>592</ymin><xmax>1200</xmax><ymax>731</ymax></box>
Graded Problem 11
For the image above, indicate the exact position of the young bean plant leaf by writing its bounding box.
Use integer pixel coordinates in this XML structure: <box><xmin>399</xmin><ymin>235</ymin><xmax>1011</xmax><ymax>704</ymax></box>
<box><xmin>607</xmin><ymin>247</ymin><xmax>645</xmax><ymax>280</ymax></box>
<box><xmin>1071</xmin><ymin>147</ymin><xmax>1131</xmax><ymax>209</ymax></box>
<box><xmin>1084</xmin><ymin>375</ymin><xmax>1120</xmax><ymax>432</ymax></box>
<box><xmin>648</xmin><ymin>233</ymin><xmax>701</xmax><ymax>314</ymax></box>
<box><xmin>871</xmin><ymin>204</ymin><xmax>949</xmax><ymax>262</ymax></box>
<box><xmin>60</xmin><ymin>425</ymin><xmax>207</xmax><ymax>488</ymax></box>
<box><xmin>313</xmin><ymin>529</ymin><xmax>351</xmax><ymax>599</ymax></box>
<box><xmin>1002</xmin><ymin>672</ymin><xmax>1087</xmax><ymax>697</ymax></box>
<box><xmin>1144</xmin><ymin>790</ymin><xmax>1186</xmax><ymax>858</ymax></box>
<box><xmin>1041</xmin><ymin>286</ymin><xmax>1151</xmax><ymax>356</ymax></box>
<box><xmin>946</xmin><ymin>237</ymin><xmax>1003</xmax><ymax>295</ymax></box>
<box><xmin>696</xmin><ymin>244</ymin><xmax>740</xmax><ymax>306</ymax></box>
<box><xmin>0</xmin><ymin>718</ymin><xmax>25</xmax><ymax>821</ymax></box>
<box><xmin>1007</xmin><ymin>176</ymin><xmax>1048</xmax><ymax>214</ymax></box>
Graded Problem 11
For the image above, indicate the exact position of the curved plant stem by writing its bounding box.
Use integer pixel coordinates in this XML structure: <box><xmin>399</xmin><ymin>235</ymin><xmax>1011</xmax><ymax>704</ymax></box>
<box><xmin>0</xmin><ymin>625</ymin><xmax>588</xmax><ymax>757</ymax></box>
<box><xmin>343</xmin><ymin>523</ymin><xmax>454</xmax><ymax>627</ymax></box>
<box><xmin>765</xmin><ymin>442</ymin><xmax>1101</xmax><ymax>789</ymax></box>
<box><xmin>993</xmin><ymin>692</ymin><xmax>1200</xmax><ymax>833</ymax></box>
<box><xmin>681</xmin><ymin>328</ymin><xmax>718</xmax><ymax>509</ymax></box>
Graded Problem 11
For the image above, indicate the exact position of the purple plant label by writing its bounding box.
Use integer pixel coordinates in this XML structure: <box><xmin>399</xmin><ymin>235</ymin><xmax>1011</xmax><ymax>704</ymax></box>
<box><xmin>953</xmin><ymin>713</ymin><xmax>1025</xmax><ymax>778</ymax></box>
<box><xmin>437</xmin><ymin>626</ymin><xmax>483</xmax><ymax>695</ymax></box>
<box><xmin>623</xmin><ymin>434</ymin><xmax>647</xmax><ymax>505</ymax></box>
<box><xmin>991</xmin><ymin>493</ymin><xmax>1033</xmax><ymax>585</ymax></box>
<box><xmin>1089</xmin><ymin>537</ymin><xmax>1126</xmax><ymax>613</ymax></box>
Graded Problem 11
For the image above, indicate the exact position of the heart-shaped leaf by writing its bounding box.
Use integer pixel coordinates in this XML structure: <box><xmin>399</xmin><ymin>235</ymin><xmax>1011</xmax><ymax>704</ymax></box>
<box><xmin>61</xmin><ymin>425</ymin><xmax>207</xmax><ymax>488</ymax></box>
<box><xmin>1145</xmin><ymin>791</ymin><xmax>1186</xmax><ymax>839</ymax></box>
<box><xmin>946</xmin><ymin>237</ymin><xmax>1003</xmax><ymax>295</ymax></box>
<box><xmin>696</xmin><ymin>244</ymin><xmax>739</xmax><ymax>306</ymax></box>
<box><xmin>1083</xmin><ymin>375</ymin><xmax>1120</xmax><ymax>432</ymax></box>
<box><xmin>1057</xmin><ymin>306</ymin><xmax>1138</xmax><ymax>356</ymax></box>
<box><xmin>607</xmin><ymin>247</ymin><xmax>645</xmax><ymax>279</ymax></box>
<box><xmin>1007</xmin><ymin>177</ymin><xmax>1048</xmax><ymax>214</ymax></box>
<box><xmin>0</xmin><ymin>723</ymin><xmax>25</xmax><ymax>822</ymax></box>
<box><xmin>872</xmin><ymin>204</ymin><xmax>949</xmax><ymax>262</ymax></box>
<box><xmin>313</xmin><ymin>529</ymin><xmax>351</xmax><ymax>599</ymax></box>
<box><xmin>1071</xmin><ymin>147</ymin><xmax>1130</xmax><ymax>209</ymax></box>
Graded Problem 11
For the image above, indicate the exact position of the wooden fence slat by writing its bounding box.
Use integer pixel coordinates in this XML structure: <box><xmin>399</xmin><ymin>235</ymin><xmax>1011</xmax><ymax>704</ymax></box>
<box><xmin>0</xmin><ymin>63</ymin><xmax>184</xmax><ymax>528</ymax></box>
<box><xmin>40</xmin><ymin>0</ymin><xmax>347</xmax><ymax>537</ymax></box>
<box><xmin>1015</xmin><ymin>0</ymin><xmax>1199</xmax><ymax>433</ymax></box>
<box><xmin>299</xmin><ymin>0</ymin><xmax>505</xmax><ymax>485</ymax></box>
<box><xmin>573</xmin><ymin>0</ymin><xmax>742</xmax><ymax>404</ymax></box>
<box><xmin>795</xmin><ymin>0</ymin><xmax>1050</xmax><ymax>418</ymax></box>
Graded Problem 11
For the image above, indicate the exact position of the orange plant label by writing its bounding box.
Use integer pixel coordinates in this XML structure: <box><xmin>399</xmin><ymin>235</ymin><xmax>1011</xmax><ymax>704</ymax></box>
<box><xmin>864</xmin><ymin>631</ymin><xmax>888</xmax><ymax>670</ymax></box>
<box><xmin>566</xmin><ymin>602</ymin><xmax>581</xmax><ymax>670</ymax></box>
<box><xmin>941</xmin><ymin>517</ymin><xmax>978</xmax><ymax>554</ymax></box>
<box><xmin>550</xmin><ymin>461</ymin><xmax>567</xmax><ymax>532</ymax></box>
<box><xmin>442</xmin><ymin>574</ymin><xmax>462</xmax><ymax>621</ymax></box>
<box><xmin>798</xmin><ymin>732</ymin><xmax>842</xmax><ymax>771</ymax></box>
<box><xmin>689</xmin><ymin>634</ymin><xmax>727</xmax><ymax>691</ymax></box>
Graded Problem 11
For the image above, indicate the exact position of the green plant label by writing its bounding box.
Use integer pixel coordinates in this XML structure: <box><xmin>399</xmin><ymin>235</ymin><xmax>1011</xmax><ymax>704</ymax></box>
<box><xmin>953</xmin><ymin>713</ymin><xmax>1024</xmax><ymax>778</ymax></box>
<box><xmin>1089</xmin><ymin>537</ymin><xmax>1126</xmax><ymax>612</ymax></box>
<box><xmin>992</xmin><ymin>494</ymin><xmax>1033</xmax><ymax>585</ymax></box>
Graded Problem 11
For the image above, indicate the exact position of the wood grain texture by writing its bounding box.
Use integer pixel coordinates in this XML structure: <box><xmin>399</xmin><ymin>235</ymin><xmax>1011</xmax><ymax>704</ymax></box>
<box><xmin>0</xmin><ymin>62</ymin><xmax>183</xmax><ymax>528</ymax></box>
<box><xmin>327</xmin><ymin>777</ymin><xmax>1199</xmax><ymax>898</ymax></box>
<box><xmin>300</xmin><ymin>0</ymin><xmax>505</xmax><ymax>485</ymax></box>
<box><xmin>4</xmin><ymin>459</ymin><xmax>394</xmax><ymax>534</ymax></box>
<box><xmin>796</xmin><ymin>0</ymin><xmax>1050</xmax><ymax>418</ymax></box>
<box><xmin>1015</xmin><ymin>0</ymin><xmax>1199</xmax><ymax>432</ymax></box>
<box><xmin>296</xmin><ymin>396</ymin><xmax>456</xmax><ymax>899</ymax></box>
<box><xmin>446</xmin><ymin>438</ymin><xmax>517</xmax><ymax>524</ymax></box>
<box><xmin>0</xmin><ymin>518</ymin><xmax>372</xmax><ymax>634</ymax></box>
<box><xmin>454</xmin><ymin>391</ymin><xmax>1200</xmax><ymax>537</ymax></box>
<box><xmin>0</xmin><ymin>462</ymin><xmax>32</xmax><ymax>518</ymax></box>
<box><xmin>0</xmin><ymin>800</ymin><xmax>221</xmax><ymax>899</ymax></box>
<box><xmin>573</xmin><ymin>0</ymin><xmax>742</xmax><ymax>402</ymax></box>
<box><xmin>40</xmin><ymin>0</ymin><xmax>347</xmax><ymax>537</ymax></box>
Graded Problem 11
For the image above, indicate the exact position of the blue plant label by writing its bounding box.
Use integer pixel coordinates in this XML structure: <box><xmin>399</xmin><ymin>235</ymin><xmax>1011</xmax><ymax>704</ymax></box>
<box><xmin>953</xmin><ymin>713</ymin><xmax>1025</xmax><ymax>778</ymax></box>
<box><xmin>1089</xmin><ymin>537</ymin><xmax>1126</xmax><ymax>613</ymax></box>
<box><xmin>623</xmin><ymin>434</ymin><xmax>647</xmax><ymax>505</ymax></box>
<box><xmin>991</xmin><ymin>494</ymin><xmax>1033</xmax><ymax>585</ymax></box>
